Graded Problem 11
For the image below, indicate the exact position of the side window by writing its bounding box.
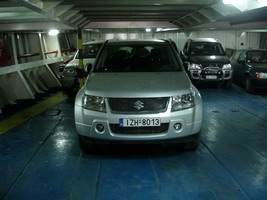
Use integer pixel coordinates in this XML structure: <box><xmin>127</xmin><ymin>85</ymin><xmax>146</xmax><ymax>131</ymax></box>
<box><xmin>183</xmin><ymin>42</ymin><xmax>188</xmax><ymax>54</ymax></box>
<box><xmin>232</xmin><ymin>51</ymin><xmax>241</xmax><ymax>61</ymax></box>
<box><xmin>238</xmin><ymin>51</ymin><xmax>246</xmax><ymax>62</ymax></box>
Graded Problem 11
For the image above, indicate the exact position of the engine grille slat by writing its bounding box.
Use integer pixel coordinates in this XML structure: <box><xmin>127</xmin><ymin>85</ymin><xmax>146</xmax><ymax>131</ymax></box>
<box><xmin>108</xmin><ymin>97</ymin><xmax>169</xmax><ymax>114</ymax></box>
<box><xmin>201</xmin><ymin>63</ymin><xmax>223</xmax><ymax>68</ymax></box>
<box><xmin>109</xmin><ymin>123</ymin><xmax>169</xmax><ymax>135</ymax></box>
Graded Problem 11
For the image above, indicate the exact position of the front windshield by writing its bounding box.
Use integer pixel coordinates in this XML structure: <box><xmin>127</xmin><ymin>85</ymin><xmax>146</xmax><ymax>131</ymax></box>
<box><xmin>76</xmin><ymin>43</ymin><xmax>103</xmax><ymax>59</ymax></box>
<box><xmin>94</xmin><ymin>44</ymin><xmax>182</xmax><ymax>72</ymax></box>
<box><xmin>246</xmin><ymin>51</ymin><xmax>267</xmax><ymax>63</ymax></box>
<box><xmin>189</xmin><ymin>42</ymin><xmax>225</xmax><ymax>55</ymax></box>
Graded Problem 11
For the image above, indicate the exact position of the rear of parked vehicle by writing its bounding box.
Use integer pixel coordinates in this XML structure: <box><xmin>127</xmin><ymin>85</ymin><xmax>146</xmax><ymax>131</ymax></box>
<box><xmin>181</xmin><ymin>38</ymin><xmax>232</xmax><ymax>88</ymax></box>
<box><xmin>74</xmin><ymin>39</ymin><xmax>203</xmax><ymax>152</ymax></box>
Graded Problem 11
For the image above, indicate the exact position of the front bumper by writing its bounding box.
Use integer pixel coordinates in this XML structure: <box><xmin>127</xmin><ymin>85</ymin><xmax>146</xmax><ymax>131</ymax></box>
<box><xmin>80</xmin><ymin>134</ymin><xmax>199</xmax><ymax>144</ymax></box>
<box><xmin>61</xmin><ymin>75</ymin><xmax>76</xmax><ymax>88</ymax></box>
<box><xmin>189</xmin><ymin>68</ymin><xmax>232</xmax><ymax>82</ymax></box>
<box><xmin>75</xmin><ymin>103</ymin><xmax>202</xmax><ymax>143</ymax></box>
<box><xmin>251</xmin><ymin>78</ymin><xmax>267</xmax><ymax>89</ymax></box>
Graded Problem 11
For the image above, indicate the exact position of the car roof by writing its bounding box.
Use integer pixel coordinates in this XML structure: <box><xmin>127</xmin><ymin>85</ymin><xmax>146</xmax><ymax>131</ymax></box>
<box><xmin>190</xmin><ymin>38</ymin><xmax>218</xmax><ymax>43</ymax></box>
<box><xmin>83</xmin><ymin>40</ymin><xmax>105</xmax><ymax>45</ymax></box>
<box><xmin>243</xmin><ymin>49</ymin><xmax>267</xmax><ymax>52</ymax></box>
<box><xmin>106</xmin><ymin>39</ymin><xmax>168</xmax><ymax>45</ymax></box>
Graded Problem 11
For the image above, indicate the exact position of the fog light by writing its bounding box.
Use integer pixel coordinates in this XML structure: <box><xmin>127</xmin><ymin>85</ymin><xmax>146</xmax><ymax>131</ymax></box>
<box><xmin>96</xmin><ymin>124</ymin><xmax>104</xmax><ymax>133</ymax></box>
<box><xmin>174</xmin><ymin>123</ymin><xmax>182</xmax><ymax>130</ymax></box>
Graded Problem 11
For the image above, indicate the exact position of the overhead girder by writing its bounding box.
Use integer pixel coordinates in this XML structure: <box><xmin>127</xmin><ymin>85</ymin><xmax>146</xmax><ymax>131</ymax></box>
<box><xmin>171</xmin><ymin>1</ymin><xmax>267</xmax><ymax>29</ymax></box>
<box><xmin>0</xmin><ymin>0</ymin><xmax>267</xmax><ymax>31</ymax></box>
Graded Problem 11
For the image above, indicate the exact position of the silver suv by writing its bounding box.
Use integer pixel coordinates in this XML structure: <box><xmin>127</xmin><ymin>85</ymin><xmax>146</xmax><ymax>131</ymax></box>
<box><xmin>75</xmin><ymin>39</ymin><xmax>202</xmax><ymax>152</ymax></box>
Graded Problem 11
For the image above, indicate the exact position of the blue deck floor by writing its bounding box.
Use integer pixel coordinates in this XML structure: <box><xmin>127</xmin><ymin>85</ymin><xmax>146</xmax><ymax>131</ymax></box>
<box><xmin>0</xmin><ymin>85</ymin><xmax>267</xmax><ymax>200</ymax></box>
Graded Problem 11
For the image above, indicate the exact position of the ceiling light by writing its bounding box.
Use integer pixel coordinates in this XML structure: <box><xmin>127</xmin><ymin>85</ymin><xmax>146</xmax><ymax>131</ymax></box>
<box><xmin>257</xmin><ymin>0</ymin><xmax>267</xmax><ymax>5</ymax></box>
<box><xmin>145</xmin><ymin>28</ymin><xmax>151</xmax><ymax>32</ymax></box>
<box><xmin>48</xmin><ymin>29</ymin><xmax>59</xmax><ymax>36</ymax></box>
<box><xmin>223</xmin><ymin>0</ymin><xmax>247</xmax><ymax>4</ymax></box>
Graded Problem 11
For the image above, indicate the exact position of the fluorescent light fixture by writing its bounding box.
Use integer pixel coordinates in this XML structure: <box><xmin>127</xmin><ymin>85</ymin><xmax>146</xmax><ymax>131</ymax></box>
<box><xmin>210</xmin><ymin>55</ymin><xmax>216</xmax><ymax>60</ymax></box>
<box><xmin>156</xmin><ymin>28</ymin><xmax>179</xmax><ymax>32</ymax></box>
<box><xmin>223</xmin><ymin>0</ymin><xmax>247</xmax><ymax>4</ymax></box>
<box><xmin>48</xmin><ymin>29</ymin><xmax>59</xmax><ymax>36</ymax></box>
<box><xmin>257</xmin><ymin>0</ymin><xmax>267</xmax><ymax>5</ymax></box>
<box><xmin>145</xmin><ymin>28</ymin><xmax>151</xmax><ymax>32</ymax></box>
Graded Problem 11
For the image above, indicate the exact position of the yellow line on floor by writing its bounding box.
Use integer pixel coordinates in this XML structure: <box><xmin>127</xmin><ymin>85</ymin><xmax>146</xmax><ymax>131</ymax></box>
<box><xmin>0</xmin><ymin>92</ymin><xmax>67</xmax><ymax>135</ymax></box>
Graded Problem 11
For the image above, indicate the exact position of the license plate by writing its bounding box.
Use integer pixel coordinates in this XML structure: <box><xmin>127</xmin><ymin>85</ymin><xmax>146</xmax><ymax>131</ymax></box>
<box><xmin>119</xmin><ymin>118</ymin><xmax>161</xmax><ymax>127</ymax></box>
<box><xmin>257</xmin><ymin>73</ymin><xmax>267</xmax><ymax>79</ymax></box>
<box><xmin>206</xmin><ymin>75</ymin><xmax>217</xmax><ymax>79</ymax></box>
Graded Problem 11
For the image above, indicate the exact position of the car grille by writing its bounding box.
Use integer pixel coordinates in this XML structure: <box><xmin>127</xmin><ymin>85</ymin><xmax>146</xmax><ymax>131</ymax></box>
<box><xmin>203</xmin><ymin>67</ymin><xmax>221</xmax><ymax>74</ymax></box>
<box><xmin>202</xmin><ymin>63</ymin><xmax>223</xmax><ymax>68</ymax></box>
<box><xmin>108</xmin><ymin>97</ymin><xmax>169</xmax><ymax>114</ymax></box>
<box><xmin>109</xmin><ymin>123</ymin><xmax>169</xmax><ymax>135</ymax></box>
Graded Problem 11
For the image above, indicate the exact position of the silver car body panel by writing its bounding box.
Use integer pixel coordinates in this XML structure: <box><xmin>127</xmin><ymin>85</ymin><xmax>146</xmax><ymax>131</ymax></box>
<box><xmin>75</xmin><ymin>71</ymin><xmax>202</xmax><ymax>142</ymax></box>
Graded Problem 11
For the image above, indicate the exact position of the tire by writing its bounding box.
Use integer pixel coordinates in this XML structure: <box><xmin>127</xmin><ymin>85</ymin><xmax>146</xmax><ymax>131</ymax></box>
<box><xmin>183</xmin><ymin>134</ymin><xmax>200</xmax><ymax>151</ymax></box>
<box><xmin>65</xmin><ymin>87</ymin><xmax>76</xmax><ymax>97</ymax></box>
<box><xmin>224</xmin><ymin>79</ymin><xmax>232</xmax><ymax>89</ymax></box>
<box><xmin>79</xmin><ymin>135</ymin><xmax>101</xmax><ymax>153</ymax></box>
<box><xmin>245</xmin><ymin>77</ymin><xmax>254</xmax><ymax>93</ymax></box>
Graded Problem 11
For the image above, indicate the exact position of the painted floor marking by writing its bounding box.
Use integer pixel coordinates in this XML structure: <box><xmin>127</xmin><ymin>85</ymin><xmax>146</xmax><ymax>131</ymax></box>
<box><xmin>0</xmin><ymin>92</ymin><xmax>67</xmax><ymax>134</ymax></box>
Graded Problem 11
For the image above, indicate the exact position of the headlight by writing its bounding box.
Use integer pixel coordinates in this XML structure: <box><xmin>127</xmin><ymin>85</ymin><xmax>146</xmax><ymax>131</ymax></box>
<box><xmin>222</xmin><ymin>64</ymin><xmax>231</xmax><ymax>70</ymax></box>
<box><xmin>189</xmin><ymin>63</ymin><xmax>201</xmax><ymax>70</ymax></box>
<box><xmin>63</xmin><ymin>67</ymin><xmax>77</xmax><ymax>76</ymax></box>
<box><xmin>171</xmin><ymin>92</ymin><xmax>195</xmax><ymax>112</ymax></box>
<box><xmin>82</xmin><ymin>95</ymin><xmax>106</xmax><ymax>112</ymax></box>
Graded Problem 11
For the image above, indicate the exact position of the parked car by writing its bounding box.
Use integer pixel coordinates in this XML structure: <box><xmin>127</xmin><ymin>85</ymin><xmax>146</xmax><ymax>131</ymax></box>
<box><xmin>59</xmin><ymin>54</ymin><xmax>75</xmax><ymax>76</ymax></box>
<box><xmin>180</xmin><ymin>38</ymin><xmax>233</xmax><ymax>88</ymax></box>
<box><xmin>231</xmin><ymin>49</ymin><xmax>267</xmax><ymax>93</ymax></box>
<box><xmin>61</xmin><ymin>40</ymin><xmax>104</xmax><ymax>95</ymax></box>
<box><xmin>74</xmin><ymin>39</ymin><xmax>203</xmax><ymax>152</ymax></box>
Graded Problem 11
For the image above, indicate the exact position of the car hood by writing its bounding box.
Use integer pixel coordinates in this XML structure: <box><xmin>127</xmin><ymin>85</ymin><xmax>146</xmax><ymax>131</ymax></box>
<box><xmin>248</xmin><ymin>63</ymin><xmax>267</xmax><ymax>72</ymax></box>
<box><xmin>65</xmin><ymin>58</ymin><xmax>95</xmax><ymax>69</ymax></box>
<box><xmin>189</xmin><ymin>55</ymin><xmax>230</xmax><ymax>64</ymax></box>
<box><xmin>84</xmin><ymin>72</ymin><xmax>192</xmax><ymax>98</ymax></box>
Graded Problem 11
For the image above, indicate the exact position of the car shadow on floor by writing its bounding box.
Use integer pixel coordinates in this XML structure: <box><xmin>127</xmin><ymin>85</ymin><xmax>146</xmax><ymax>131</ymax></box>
<box><xmin>83</xmin><ymin>142</ymin><xmax>197</xmax><ymax>159</ymax></box>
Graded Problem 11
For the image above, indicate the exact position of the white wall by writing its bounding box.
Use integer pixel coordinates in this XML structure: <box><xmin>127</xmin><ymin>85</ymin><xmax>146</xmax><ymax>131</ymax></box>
<box><xmin>84</xmin><ymin>29</ymin><xmax>261</xmax><ymax>51</ymax></box>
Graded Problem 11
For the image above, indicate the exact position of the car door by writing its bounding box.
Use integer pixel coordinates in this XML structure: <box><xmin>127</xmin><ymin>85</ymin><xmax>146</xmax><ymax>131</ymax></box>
<box><xmin>231</xmin><ymin>50</ymin><xmax>242</xmax><ymax>83</ymax></box>
<box><xmin>232</xmin><ymin>50</ymin><xmax>246</xmax><ymax>84</ymax></box>
<box><xmin>237</xmin><ymin>51</ymin><xmax>248</xmax><ymax>84</ymax></box>
<box><xmin>180</xmin><ymin>41</ymin><xmax>190</xmax><ymax>71</ymax></box>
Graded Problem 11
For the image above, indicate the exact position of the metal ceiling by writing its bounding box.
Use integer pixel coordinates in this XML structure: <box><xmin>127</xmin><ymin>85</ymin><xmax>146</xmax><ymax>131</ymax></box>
<box><xmin>0</xmin><ymin>0</ymin><xmax>267</xmax><ymax>31</ymax></box>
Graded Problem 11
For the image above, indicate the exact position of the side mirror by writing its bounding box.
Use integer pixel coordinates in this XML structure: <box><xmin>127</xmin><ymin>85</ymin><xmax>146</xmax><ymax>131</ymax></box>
<box><xmin>238</xmin><ymin>59</ymin><xmax>246</xmax><ymax>64</ymax></box>
<box><xmin>180</xmin><ymin>50</ymin><xmax>188</xmax><ymax>60</ymax></box>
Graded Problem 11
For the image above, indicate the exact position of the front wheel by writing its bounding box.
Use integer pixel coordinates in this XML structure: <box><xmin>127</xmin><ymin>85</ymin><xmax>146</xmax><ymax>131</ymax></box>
<box><xmin>183</xmin><ymin>134</ymin><xmax>200</xmax><ymax>151</ymax></box>
<box><xmin>79</xmin><ymin>135</ymin><xmax>101</xmax><ymax>153</ymax></box>
<box><xmin>245</xmin><ymin>78</ymin><xmax>254</xmax><ymax>93</ymax></box>
<box><xmin>65</xmin><ymin>77</ymin><xmax>80</xmax><ymax>97</ymax></box>
<box><xmin>224</xmin><ymin>79</ymin><xmax>232</xmax><ymax>89</ymax></box>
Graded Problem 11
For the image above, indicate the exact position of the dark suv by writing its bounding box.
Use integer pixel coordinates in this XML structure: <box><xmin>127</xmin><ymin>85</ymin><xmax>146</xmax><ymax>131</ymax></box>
<box><xmin>181</xmin><ymin>38</ymin><xmax>232</xmax><ymax>88</ymax></box>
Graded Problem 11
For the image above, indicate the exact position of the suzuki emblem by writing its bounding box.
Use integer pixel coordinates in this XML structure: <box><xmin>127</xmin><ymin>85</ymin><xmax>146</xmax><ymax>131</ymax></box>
<box><xmin>134</xmin><ymin>100</ymin><xmax>144</xmax><ymax>110</ymax></box>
